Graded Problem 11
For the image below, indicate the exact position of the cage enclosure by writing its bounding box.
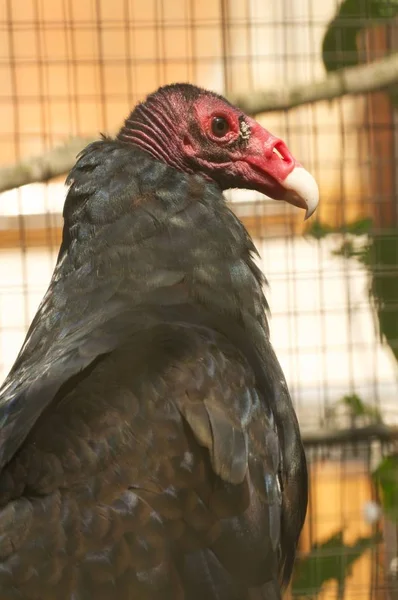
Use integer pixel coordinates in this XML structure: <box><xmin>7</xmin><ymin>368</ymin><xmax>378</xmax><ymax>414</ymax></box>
<box><xmin>0</xmin><ymin>1</ymin><xmax>398</xmax><ymax>598</ymax></box>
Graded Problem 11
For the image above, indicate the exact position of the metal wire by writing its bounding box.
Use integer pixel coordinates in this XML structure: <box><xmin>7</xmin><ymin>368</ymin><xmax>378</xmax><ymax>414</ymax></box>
<box><xmin>0</xmin><ymin>1</ymin><xmax>398</xmax><ymax>597</ymax></box>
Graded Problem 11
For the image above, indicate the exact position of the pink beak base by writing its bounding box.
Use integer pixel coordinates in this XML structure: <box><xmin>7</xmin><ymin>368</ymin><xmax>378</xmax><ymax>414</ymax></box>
<box><xmin>247</xmin><ymin>122</ymin><xmax>320</xmax><ymax>220</ymax></box>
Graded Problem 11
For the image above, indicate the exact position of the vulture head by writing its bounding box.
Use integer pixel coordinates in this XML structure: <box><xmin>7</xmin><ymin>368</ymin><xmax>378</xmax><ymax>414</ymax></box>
<box><xmin>117</xmin><ymin>83</ymin><xmax>319</xmax><ymax>219</ymax></box>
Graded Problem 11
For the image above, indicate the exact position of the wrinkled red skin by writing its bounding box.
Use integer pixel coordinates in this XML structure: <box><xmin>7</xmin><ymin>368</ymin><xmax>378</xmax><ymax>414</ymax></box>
<box><xmin>118</xmin><ymin>86</ymin><xmax>303</xmax><ymax>204</ymax></box>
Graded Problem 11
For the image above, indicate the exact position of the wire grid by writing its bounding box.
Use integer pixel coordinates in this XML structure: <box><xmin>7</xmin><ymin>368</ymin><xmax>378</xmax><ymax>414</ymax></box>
<box><xmin>0</xmin><ymin>1</ymin><xmax>398</xmax><ymax>598</ymax></box>
<box><xmin>296</xmin><ymin>433</ymin><xmax>396</xmax><ymax>600</ymax></box>
<box><xmin>0</xmin><ymin>0</ymin><xmax>396</xmax><ymax>427</ymax></box>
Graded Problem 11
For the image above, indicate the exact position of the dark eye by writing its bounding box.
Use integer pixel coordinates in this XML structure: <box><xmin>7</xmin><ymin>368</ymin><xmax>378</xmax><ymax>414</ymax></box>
<box><xmin>211</xmin><ymin>116</ymin><xmax>230</xmax><ymax>137</ymax></box>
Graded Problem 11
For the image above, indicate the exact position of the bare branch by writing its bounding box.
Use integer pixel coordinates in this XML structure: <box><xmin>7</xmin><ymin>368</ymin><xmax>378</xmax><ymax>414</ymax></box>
<box><xmin>227</xmin><ymin>52</ymin><xmax>398</xmax><ymax>114</ymax></box>
<box><xmin>1</xmin><ymin>53</ymin><xmax>398</xmax><ymax>194</ymax></box>
<box><xmin>0</xmin><ymin>136</ymin><xmax>94</xmax><ymax>194</ymax></box>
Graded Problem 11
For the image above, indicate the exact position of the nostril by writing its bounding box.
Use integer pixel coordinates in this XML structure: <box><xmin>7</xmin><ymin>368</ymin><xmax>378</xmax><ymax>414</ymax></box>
<box><xmin>272</xmin><ymin>141</ymin><xmax>294</xmax><ymax>166</ymax></box>
<box><xmin>272</xmin><ymin>146</ymin><xmax>284</xmax><ymax>160</ymax></box>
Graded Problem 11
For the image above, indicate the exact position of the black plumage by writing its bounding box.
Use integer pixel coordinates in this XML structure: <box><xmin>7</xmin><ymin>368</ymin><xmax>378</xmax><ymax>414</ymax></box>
<box><xmin>0</xmin><ymin>83</ymin><xmax>312</xmax><ymax>599</ymax></box>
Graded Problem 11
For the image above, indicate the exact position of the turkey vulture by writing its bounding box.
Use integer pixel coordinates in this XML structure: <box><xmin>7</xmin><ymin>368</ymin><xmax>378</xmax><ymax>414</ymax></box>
<box><xmin>0</xmin><ymin>83</ymin><xmax>318</xmax><ymax>599</ymax></box>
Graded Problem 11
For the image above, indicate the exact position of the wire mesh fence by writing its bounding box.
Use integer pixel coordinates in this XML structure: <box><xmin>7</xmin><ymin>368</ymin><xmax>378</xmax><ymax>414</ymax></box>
<box><xmin>0</xmin><ymin>0</ymin><xmax>397</xmax><ymax>598</ymax></box>
<box><xmin>293</xmin><ymin>428</ymin><xmax>398</xmax><ymax>600</ymax></box>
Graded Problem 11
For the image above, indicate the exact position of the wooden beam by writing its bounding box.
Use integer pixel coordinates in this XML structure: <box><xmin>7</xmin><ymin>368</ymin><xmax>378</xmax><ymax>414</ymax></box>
<box><xmin>0</xmin><ymin>212</ymin><xmax>305</xmax><ymax>250</ymax></box>
<box><xmin>0</xmin><ymin>227</ymin><xmax>62</xmax><ymax>249</ymax></box>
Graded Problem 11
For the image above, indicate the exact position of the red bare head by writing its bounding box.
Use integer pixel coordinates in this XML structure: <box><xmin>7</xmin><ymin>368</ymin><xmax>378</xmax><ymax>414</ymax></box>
<box><xmin>117</xmin><ymin>83</ymin><xmax>319</xmax><ymax>219</ymax></box>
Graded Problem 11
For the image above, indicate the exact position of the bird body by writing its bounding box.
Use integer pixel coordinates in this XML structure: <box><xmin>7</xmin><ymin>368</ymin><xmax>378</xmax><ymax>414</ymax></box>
<box><xmin>0</xmin><ymin>84</ymin><xmax>318</xmax><ymax>599</ymax></box>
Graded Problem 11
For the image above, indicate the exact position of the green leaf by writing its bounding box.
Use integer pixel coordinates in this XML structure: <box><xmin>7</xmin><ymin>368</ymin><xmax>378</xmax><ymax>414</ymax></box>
<box><xmin>332</xmin><ymin>239</ymin><xmax>358</xmax><ymax>259</ymax></box>
<box><xmin>292</xmin><ymin>530</ymin><xmax>381</xmax><ymax>598</ymax></box>
<box><xmin>342</xmin><ymin>218</ymin><xmax>373</xmax><ymax>236</ymax></box>
<box><xmin>305</xmin><ymin>220</ymin><xmax>338</xmax><ymax>240</ymax></box>
<box><xmin>368</xmin><ymin>231</ymin><xmax>398</xmax><ymax>361</ymax></box>
<box><xmin>339</xmin><ymin>393</ymin><xmax>382</xmax><ymax>422</ymax></box>
<box><xmin>306</xmin><ymin>218</ymin><xmax>372</xmax><ymax>241</ymax></box>
<box><xmin>373</xmin><ymin>455</ymin><xmax>398</xmax><ymax>522</ymax></box>
<box><xmin>341</xmin><ymin>393</ymin><xmax>367</xmax><ymax>416</ymax></box>
<box><xmin>322</xmin><ymin>0</ymin><xmax>398</xmax><ymax>73</ymax></box>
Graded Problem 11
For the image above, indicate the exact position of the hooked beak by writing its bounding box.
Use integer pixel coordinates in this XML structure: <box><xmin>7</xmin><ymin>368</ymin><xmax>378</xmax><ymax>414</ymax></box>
<box><xmin>242</xmin><ymin>122</ymin><xmax>319</xmax><ymax>220</ymax></box>
<box><xmin>280</xmin><ymin>166</ymin><xmax>319</xmax><ymax>220</ymax></box>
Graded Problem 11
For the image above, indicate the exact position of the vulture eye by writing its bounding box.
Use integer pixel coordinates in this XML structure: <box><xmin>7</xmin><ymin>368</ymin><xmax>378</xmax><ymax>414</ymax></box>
<box><xmin>211</xmin><ymin>116</ymin><xmax>230</xmax><ymax>137</ymax></box>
